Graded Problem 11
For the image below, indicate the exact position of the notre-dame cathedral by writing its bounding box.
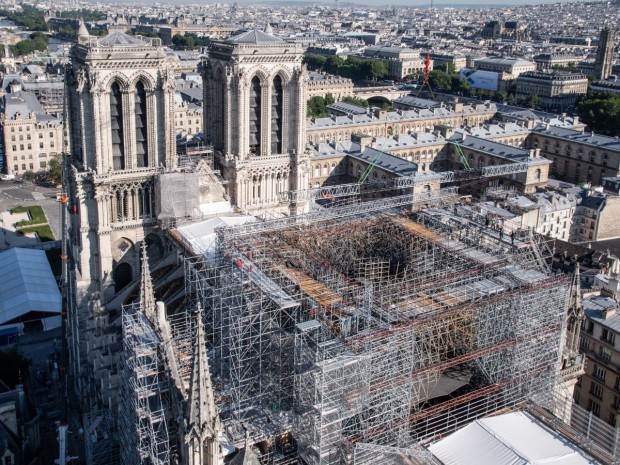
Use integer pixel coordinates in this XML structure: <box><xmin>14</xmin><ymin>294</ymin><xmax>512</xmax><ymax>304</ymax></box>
<box><xmin>65</xmin><ymin>23</ymin><xmax>311</xmax><ymax>460</ymax></box>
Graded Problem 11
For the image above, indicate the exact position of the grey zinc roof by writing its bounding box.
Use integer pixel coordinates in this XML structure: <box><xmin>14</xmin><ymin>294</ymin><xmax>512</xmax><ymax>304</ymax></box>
<box><xmin>349</xmin><ymin>147</ymin><xmax>418</xmax><ymax>177</ymax></box>
<box><xmin>0</xmin><ymin>248</ymin><xmax>61</xmax><ymax>326</ymax></box>
<box><xmin>3</xmin><ymin>90</ymin><xmax>45</xmax><ymax>118</ymax></box>
<box><xmin>584</xmin><ymin>295</ymin><xmax>620</xmax><ymax>333</ymax></box>
<box><xmin>456</xmin><ymin>134</ymin><xmax>530</xmax><ymax>161</ymax></box>
<box><xmin>96</xmin><ymin>31</ymin><xmax>150</xmax><ymax>47</ymax></box>
<box><xmin>532</xmin><ymin>124</ymin><xmax>620</xmax><ymax>152</ymax></box>
<box><xmin>327</xmin><ymin>102</ymin><xmax>368</xmax><ymax>115</ymax></box>
<box><xmin>226</xmin><ymin>29</ymin><xmax>283</xmax><ymax>44</ymax></box>
<box><xmin>393</xmin><ymin>96</ymin><xmax>439</xmax><ymax>109</ymax></box>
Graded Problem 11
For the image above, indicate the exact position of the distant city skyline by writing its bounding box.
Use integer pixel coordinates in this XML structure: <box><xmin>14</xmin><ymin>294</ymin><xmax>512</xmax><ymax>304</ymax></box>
<box><xmin>98</xmin><ymin>0</ymin><xmax>592</xmax><ymax>6</ymax></box>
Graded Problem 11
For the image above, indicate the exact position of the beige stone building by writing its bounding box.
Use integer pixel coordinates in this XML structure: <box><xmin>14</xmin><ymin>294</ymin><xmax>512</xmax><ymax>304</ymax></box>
<box><xmin>474</xmin><ymin>57</ymin><xmax>536</xmax><ymax>78</ymax></box>
<box><xmin>203</xmin><ymin>29</ymin><xmax>310</xmax><ymax>215</ymax></box>
<box><xmin>363</xmin><ymin>45</ymin><xmax>431</xmax><ymax>79</ymax></box>
<box><xmin>575</xmin><ymin>293</ymin><xmax>620</xmax><ymax>427</ymax></box>
<box><xmin>306</xmin><ymin>71</ymin><xmax>353</xmax><ymax>101</ymax></box>
<box><xmin>1</xmin><ymin>82</ymin><xmax>66</xmax><ymax>175</ymax></box>
<box><xmin>528</xmin><ymin>125</ymin><xmax>620</xmax><ymax>186</ymax></box>
<box><xmin>175</xmin><ymin>99</ymin><xmax>203</xmax><ymax>136</ymax></box>
<box><xmin>306</xmin><ymin>101</ymin><xmax>497</xmax><ymax>145</ymax></box>
<box><xmin>515</xmin><ymin>71</ymin><xmax>588</xmax><ymax>109</ymax></box>
<box><xmin>1</xmin><ymin>110</ymin><xmax>64</xmax><ymax>175</ymax></box>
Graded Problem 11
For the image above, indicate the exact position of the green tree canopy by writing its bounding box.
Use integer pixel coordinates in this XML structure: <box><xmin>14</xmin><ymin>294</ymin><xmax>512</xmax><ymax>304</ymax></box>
<box><xmin>303</xmin><ymin>54</ymin><xmax>327</xmax><ymax>70</ymax></box>
<box><xmin>428</xmin><ymin>69</ymin><xmax>452</xmax><ymax>90</ymax></box>
<box><xmin>524</xmin><ymin>93</ymin><xmax>540</xmax><ymax>108</ymax></box>
<box><xmin>341</xmin><ymin>96</ymin><xmax>369</xmax><ymax>108</ymax></box>
<box><xmin>578</xmin><ymin>94</ymin><xmax>620</xmax><ymax>137</ymax></box>
<box><xmin>307</xmin><ymin>96</ymin><xmax>328</xmax><ymax>118</ymax></box>
<box><xmin>47</xmin><ymin>154</ymin><xmax>62</xmax><ymax>186</ymax></box>
<box><xmin>0</xmin><ymin>4</ymin><xmax>48</xmax><ymax>31</ymax></box>
<box><xmin>10</xmin><ymin>32</ymin><xmax>49</xmax><ymax>56</ymax></box>
<box><xmin>303</xmin><ymin>53</ymin><xmax>390</xmax><ymax>83</ymax></box>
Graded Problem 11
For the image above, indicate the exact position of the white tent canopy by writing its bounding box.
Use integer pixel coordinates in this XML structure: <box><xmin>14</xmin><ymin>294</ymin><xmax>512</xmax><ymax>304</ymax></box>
<box><xmin>429</xmin><ymin>411</ymin><xmax>600</xmax><ymax>465</ymax></box>
<box><xmin>0</xmin><ymin>248</ymin><xmax>61</xmax><ymax>326</ymax></box>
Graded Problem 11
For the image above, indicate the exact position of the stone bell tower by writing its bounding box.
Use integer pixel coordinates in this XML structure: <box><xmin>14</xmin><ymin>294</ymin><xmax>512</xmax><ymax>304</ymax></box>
<box><xmin>66</xmin><ymin>30</ymin><xmax>176</xmax><ymax>301</ymax></box>
<box><xmin>65</xmin><ymin>29</ymin><xmax>177</xmax><ymax>407</ymax></box>
<box><xmin>203</xmin><ymin>29</ymin><xmax>310</xmax><ymax>215</ymax></box>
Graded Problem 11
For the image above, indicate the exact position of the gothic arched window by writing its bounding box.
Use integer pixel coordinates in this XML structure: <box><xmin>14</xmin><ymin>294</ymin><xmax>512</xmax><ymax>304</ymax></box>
<box><xmin>110</xmin><ymin>82</ymin><xmax>125</xmax><ymax>170</ymax></box>
<box><xmin>271</xmin><ymin>75</ymin><xmax>283</xmax><ymax>154</ymax></box>
<box><xmin>135</xmin><ymin>81</ymin><xmax>149</xmax><ymax>167</ymax></box>
<box><xmin>249</xmin><ymin>76</ymin><xmax>261</xmax><ymax>155</ymax></box>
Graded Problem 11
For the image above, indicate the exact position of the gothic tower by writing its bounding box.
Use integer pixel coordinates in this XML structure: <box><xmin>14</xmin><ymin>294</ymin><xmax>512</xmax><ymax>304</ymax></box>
<box><xmin>594</xmin><ymin>27</ymin><xmax>617</xmax><ymax>80</ymax></box>
<box><xmin>65</xmin><ymin>30</ymin><xmax>177</xmax><ymax>407</ymax></box>
<box><xmin>67</xmin><ymin>31</ymin><xmax>176</xmax><ymax>300</ymax></box>
<box><xmin>203</xmin><ymin>29</ymin><xmax>310</xmax><ymax>215</ymax></box>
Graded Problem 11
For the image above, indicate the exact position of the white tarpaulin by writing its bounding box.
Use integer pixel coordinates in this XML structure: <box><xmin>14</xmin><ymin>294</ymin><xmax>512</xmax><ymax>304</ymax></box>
<box><xmin>428</xmin><ymin>411</ymin><xmax>600</xmax><ymax>465</ymax></box>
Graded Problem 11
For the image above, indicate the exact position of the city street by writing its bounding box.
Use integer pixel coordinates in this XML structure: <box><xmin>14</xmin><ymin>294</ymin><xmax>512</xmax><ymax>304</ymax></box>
<box><xmin>0</xmin><ymin>180</ymin><xmax>63</xmax><ymax>245</ymax></box>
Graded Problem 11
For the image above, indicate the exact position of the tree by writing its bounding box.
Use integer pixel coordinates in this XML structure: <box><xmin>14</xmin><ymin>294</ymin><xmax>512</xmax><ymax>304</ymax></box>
<box><xmin>0</xmin><ymin>5</ymin><xmax>48</xmax><ymax>31</ymax></box>
<box><xmin>342</xmin><ymin>96</ymin><xmax>369</xmax><ymax>108</ymax></box>
<box><xmin>428</xmin><ymin>70</ymin><xmax>452</xmax><ymax>91</ymax></box>
<box><xmin>578</xmin><ymin>94</ymin><xmax>620</xmax><ymax>137</ymax></box>
<box><xmin>307</xmin><ymin>96</ymin><xmax>328</xmax><ymax>118</ymax></box>
<box><xmin>47</xmin><ymin>155</ymin><xmax>62</xmax><ymax>186</ymax></box>
<box><xmin>324</xmin><ymin>56</ymin><xmax>345</xmax><ymax>75</ymax></box>
<box><xmin>362</xmin><ymin>60</ymin><xmax>388</xmax><ymax>80</ymax></box>
<box><xmin>172</xmin><ymin>33</ymin><xmax>199</xmax><ymax>49</ymax></box>
<box><xmin>525</xmin><ymin>93</ymin><xmax>540</xmax><ymax>108</ymax></box>
<box><xmin>437</xmin><ymin>62</ymin><xmax>456</xmax><ymax>74</ymax></box>
<box><xmin>325</xmin><ymin>93</ymin><xmax>335</xmax><ymax>106</ymax></box>
<box><xmin>11</xmin><ymin>33</ymin><xmax>49</xmax><ymax>56</ymax></box>
<box><xmin>303</xmin><ymin>54</ymin><xmax>327</xmax><ymax>71</ymax></box>
<box><xmin>496</xmin><ymin>91</ymin><xmax>508</xmax><ymax>103</ymax></box>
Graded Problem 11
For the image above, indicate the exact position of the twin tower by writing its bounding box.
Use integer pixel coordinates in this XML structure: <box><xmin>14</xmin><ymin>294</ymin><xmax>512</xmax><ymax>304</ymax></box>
<box><xmin>66</xmin><ymin>28</ymin><xmax>310</xmax><ymax>316</ymax></box>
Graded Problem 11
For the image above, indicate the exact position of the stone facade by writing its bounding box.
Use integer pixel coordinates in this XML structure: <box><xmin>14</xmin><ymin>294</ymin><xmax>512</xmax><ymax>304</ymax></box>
<box><xmin>65</xmin><ymin>30</ymin><xmax>178</xmax><ymax>408</ymax></box>
<box><xmin>515</xmin><ymin>71</ymin><xmax>588</xmax><ymax>109</ymax></box>
<box><xmin>203</xmin><ymin>29</ymin><xmax>310</xmax><ymax>215</ymax></box>
<box><xmin>1</xmin><ymin>111</ymin><xmax>64</xmax><ymax>175</ymax></box>
<box><xmin>306</xmin><ymin>101</ymin><xmax>497</xmax><ymax>145</ymax></box>
<box><xmin>528</xmin><ymin>125</ymin><xmax>620</xmax><ymax>187</ymax></box>
<box><xmin>594</xmin><ymin>27</ymin><xmax>617</xmax><ymax>80</ymax></box>
<box><xmin>306</xmin><ymin>71</ymin><xmax>353</xmax><ymax>101</ymax></box>
<box><xmin>575</xmin><ymin>294</ymin><xmax>620</xmax><ymax>427</ymax></box>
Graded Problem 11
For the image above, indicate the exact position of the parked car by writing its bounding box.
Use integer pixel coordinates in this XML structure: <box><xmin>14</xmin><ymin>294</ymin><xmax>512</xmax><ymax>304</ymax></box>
<box><xmin>0</xmin><ymin>173</ymin><xmax>15</xmax><ymax>181</ymax></box>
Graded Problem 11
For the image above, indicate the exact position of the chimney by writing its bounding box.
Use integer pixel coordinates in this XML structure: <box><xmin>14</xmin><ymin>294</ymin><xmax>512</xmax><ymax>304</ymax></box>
<box><xmin>603</xmin><ymin>305</ymin><xmax>617</xmax><ymax>319</ymax></box>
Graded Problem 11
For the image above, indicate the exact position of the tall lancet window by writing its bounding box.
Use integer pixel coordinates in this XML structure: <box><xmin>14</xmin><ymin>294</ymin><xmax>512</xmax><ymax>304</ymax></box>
<box><xmin>135</xmin><ymin>81</ymin><xmax>149</xmax><ymax>167</ymax></box>
<box><xmin>271</xmin><ymin>75</ymin><xmax>283</xmax><ymax>154</ymax></box>
<box><xmin>110</xmin><ymin>82</ymin><xmax>125</xmax><ymax>170</ymax></box>
<box><xmin>249</xmin><ymin>76</ymin><xmax>261</xmax><ymax>155</ymax></box>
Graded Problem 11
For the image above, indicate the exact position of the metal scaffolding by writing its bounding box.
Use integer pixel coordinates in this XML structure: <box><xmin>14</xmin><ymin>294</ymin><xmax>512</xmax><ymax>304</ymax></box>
<box><xmin>119</xmin><ymin>305</ymin><xmax>173</xmax><ymax>465</ymax></box>
<box><xmin>183</xmin><ymin>203</ymin><xmax>571</xmax><ymax>464</ymax></box>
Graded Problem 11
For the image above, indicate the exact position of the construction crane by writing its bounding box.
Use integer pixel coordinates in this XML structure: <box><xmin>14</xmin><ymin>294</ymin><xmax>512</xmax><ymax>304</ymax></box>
<box><xmin>279</xmin><ymin>161</ymin><xmax>531</xmax><ymax>204</ymax></box>
<box><xmin>416</xmin><ymin>51</ymin><xmax>435</xmax><ymax>99</ymax></box>
<box><xmin>448</xmin><ymin>138</ymin><xmax>471</xmax><ymax>170</ymax></box>
<box><xmin>358</xmin><ymin>124</ymin><xmax>400</xmax><ymax>184</ymax></box>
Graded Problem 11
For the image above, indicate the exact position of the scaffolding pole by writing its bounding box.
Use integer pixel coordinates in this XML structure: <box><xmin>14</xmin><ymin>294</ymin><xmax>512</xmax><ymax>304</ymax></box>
<box><xmin>182</xmin><ymin>206</ymin><xmax>571</xmax><ymax>465</ymax></box>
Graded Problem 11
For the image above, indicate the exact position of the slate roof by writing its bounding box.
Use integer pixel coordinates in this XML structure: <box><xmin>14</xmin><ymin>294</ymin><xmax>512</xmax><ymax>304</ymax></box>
<box><xmin>584</xmin><ymin>295</ymin><xmax>620</xmax><ymax>333</ymax></box>
<box><xmin>455</xmin><ymin>134</ymin><xmax>530</xmax><ymax>161</ymax></box>
<box><xmin>226</xmin><ymin>29</ymin><xmax>283</xmax><ymax>44</ymax></box>
<box><xmin>532</xmin><ymin>124</ymin><xmax>620</xmax><ymax>152</ymax></box>
<box><xmin>3</xmin><ymin>91</ymin><xmax>45</xmax><ymax>118</ymax></box>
